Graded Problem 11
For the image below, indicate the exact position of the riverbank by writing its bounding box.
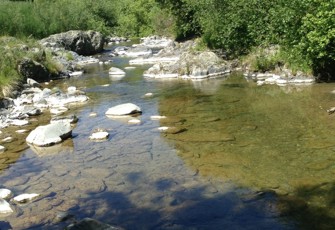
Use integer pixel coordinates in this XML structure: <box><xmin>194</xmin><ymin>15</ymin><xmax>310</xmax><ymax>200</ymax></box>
<box><xmin>0</xmin><ymin>32</ymin><xmax>318</xmax><ymax>154</ymax></box>
<box><xmin>1</xmin><ymin>32</ymin><xmax>335</xmax><ymax>229</ymax></box>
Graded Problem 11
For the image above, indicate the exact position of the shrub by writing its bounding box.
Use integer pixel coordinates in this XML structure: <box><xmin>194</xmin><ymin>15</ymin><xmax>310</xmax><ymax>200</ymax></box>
<box><xmin>298</xmin><ymin>0</ymin><xmax>335</xmax><ymax>80</ymax></box>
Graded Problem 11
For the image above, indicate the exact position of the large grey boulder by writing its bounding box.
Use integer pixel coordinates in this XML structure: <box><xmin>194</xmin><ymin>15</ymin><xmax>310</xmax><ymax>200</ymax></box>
<box><xmin>40</xmin><ymin>30</ymin><xmax>105</xmax><ymax>55</ymax></box>
<box><xmin>26</xmin><ymin>121</ymin><xmax>72</xmax><ymax>146</ymax></box>
<box><xmin>144</xmin><ymin>51</ymin><xmax>231</xmax><ymax>79</ymax></box>
<box><xmin>18</xmin><ymin>58</ymin><xmax>51</xmax><ymax>82</ymax></box>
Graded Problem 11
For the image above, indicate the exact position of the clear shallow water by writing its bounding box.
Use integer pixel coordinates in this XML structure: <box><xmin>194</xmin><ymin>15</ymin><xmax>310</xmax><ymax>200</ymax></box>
<box><xmin>1</xmin><ymin>47</ymin><xmax>335</xmax><ymax>229</ymax></box>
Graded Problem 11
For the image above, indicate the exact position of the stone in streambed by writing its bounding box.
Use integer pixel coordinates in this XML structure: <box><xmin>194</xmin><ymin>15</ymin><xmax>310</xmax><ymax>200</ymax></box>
<box><xmin>12</xmin><ymin>193</ymin><xmax>40</xmax><ymax>203</ymax></box>
<box><xmin>26</xmin><ymin>122</ymin><xmax>72</xmax><ymax>146</ymax></box>
<box><xmin>0</xmin><ymin>189</ymin><xmax>13</xmax><ymax>200</ymax></box>
<box><xmin>66</xmin><ymin>218</ymin><xmax>124</xmax><ymax>230</ymax></box>
<box><xmin>89</xmin><ymin>129</ymin><xmax>109</xmax><ymax>140</ymax></box>
<box><xmin>105</xmin><ymin>103</ymin><xmax>141</xmax><ymax>116</ymax></box>
<box><xmin>0</xmin><ymin>199</ymin><xmax>13</xmax><ymax>214</ymax></box>
<box><xmin>0</xmin><ymin>145</ymin><xmax>6</xmax><ymax>153</ymax></box>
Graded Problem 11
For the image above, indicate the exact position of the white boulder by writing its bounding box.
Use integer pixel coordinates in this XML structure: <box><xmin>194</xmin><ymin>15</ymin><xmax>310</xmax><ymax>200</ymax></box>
<box><xmin>26</xmin><ymin>122</ymin><xmax>72</xmax><ymax>146</ymax></box>
<box><xmin>105</xmin><ymin>103</ymin><xmax>141</xmax><ymax>116</ymax></box>
<box><xmin>0</xmin><ymin>189</ymin><xmax>13</xmax><ymax>199</ymax></box>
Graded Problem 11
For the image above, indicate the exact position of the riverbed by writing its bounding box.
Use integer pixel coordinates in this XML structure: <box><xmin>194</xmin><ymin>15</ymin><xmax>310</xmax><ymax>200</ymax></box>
<box><xmin>1</xmin><ymin>44</ymin><xmax>335</xmax><ymax>229</ymax></box>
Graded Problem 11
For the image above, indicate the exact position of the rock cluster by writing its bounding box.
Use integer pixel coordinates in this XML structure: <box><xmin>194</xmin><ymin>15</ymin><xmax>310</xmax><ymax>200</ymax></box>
<box><xmin>0</xmin><ymin>78</ymin><xmax>86</xmax><ymax>149</ymax></box>
<box><xmin>245</xmin><ymin>72</ymin><xmax>315</xmax><ymax>86</ymax></box>
<box><xmin>0</xmin><ymin>188</ymin><xmax>39</xmax><ymax>216</ymax></box>
<box><xmin>144</xmin><ymin>51</ymin><xmax>231</xmax><ymax>80</ymax></box>
<box><xmin>125</xmin><ymin>38</ymin><xmax>232</xmax><ymax>80</ymax></box>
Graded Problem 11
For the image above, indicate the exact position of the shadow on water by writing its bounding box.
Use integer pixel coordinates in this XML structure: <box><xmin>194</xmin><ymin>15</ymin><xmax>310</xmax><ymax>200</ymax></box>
<box><xmin>277</xmin><ymin>182</ymin><xmax>335</xmax><ymax>230</ymax></box>
<box><xmin>48</xmin><ymin>178</ymin><xmax>297</xmax><ymax>230</ymax></box>
<box><xmin>55</xmin><ymin>181</ymin><xmax>335</xmax><ymax>230</ymax></box>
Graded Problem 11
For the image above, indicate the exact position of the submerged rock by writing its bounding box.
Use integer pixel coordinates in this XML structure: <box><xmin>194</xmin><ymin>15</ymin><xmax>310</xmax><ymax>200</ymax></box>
<box><xmin>51</xmin><ymin>114</ymin><xmax>79</xmax><ymax>124</ymax></box>
<box><xmin>109</xmin><ymin>67</ymin><xmax>126</xmax><ymax>76</ymax></box>
<box><xmin>12</xmin><ymin>193</ymin><xmax>40</xmax><ymax>204</ymax></box>
<box><xmin>26</xmin><ymin>122</ymin><xmax>72</xmax><ymax>146</ymax></box>
<box><xmin>105</xmin><ymin>103</ymin><xmax>142</xmax><ymax>116</ymax></box>
<box><xmin>66</xmin><ymin>218</ymin><xmax>124</xmax><ymax>230</ymax></box>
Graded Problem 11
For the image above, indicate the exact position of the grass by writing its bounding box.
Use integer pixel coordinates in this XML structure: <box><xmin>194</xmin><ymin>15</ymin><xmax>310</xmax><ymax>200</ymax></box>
<box><xmin>0</xmin><ymin>36</ymin><xmax>62</xmax><ymax>97</ymax></box>
<box><xmin>241</xmin><ymin>45</ymin><xmax>312</xmax><ymax>76</ymax></box>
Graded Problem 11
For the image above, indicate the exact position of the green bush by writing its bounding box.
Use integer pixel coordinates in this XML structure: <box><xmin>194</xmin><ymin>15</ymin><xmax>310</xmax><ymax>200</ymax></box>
<box><xmin>298</xmin><ymin>0</ymin><xmax>335</xmax><ymax>80</ymax></box>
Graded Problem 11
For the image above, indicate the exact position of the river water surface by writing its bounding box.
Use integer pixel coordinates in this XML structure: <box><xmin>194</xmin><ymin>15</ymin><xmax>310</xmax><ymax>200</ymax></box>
<box><xmin>1</xmin><ymin>45</ymin><xmax>335</xmax><ymax>229</ymax></box>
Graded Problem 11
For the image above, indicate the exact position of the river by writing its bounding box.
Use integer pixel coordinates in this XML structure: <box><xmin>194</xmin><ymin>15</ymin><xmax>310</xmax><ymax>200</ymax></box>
<box><xmin>1</xmin><ymin>43</ymin><xmax>335</xmax><ymax>229</ymax></box>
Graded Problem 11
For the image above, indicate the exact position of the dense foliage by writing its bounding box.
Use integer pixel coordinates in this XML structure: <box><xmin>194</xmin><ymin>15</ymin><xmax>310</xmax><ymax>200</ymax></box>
<box><xmin>0</xmin><ymin>0</ymin><xmax>334</xmax><ymax>80</ymax></box>
<box><xmin>155</xmin><ymin>0</ymin><xmax>335</xmax><ymax>80</ymax></box>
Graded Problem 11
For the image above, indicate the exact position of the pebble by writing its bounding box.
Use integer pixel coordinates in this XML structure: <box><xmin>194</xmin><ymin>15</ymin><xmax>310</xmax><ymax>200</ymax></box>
<box><xmin>12</xmin><ymin>193</ymin><xmax>40</xmax><ymax>203</ymax></box>
<box><xmin>9</xmin><ymin>119</ymin><xmax>29</xmax><ymax>126</ymax></box>
<box><xmin>1</xmin><ymin>137</ymin><xmax>14</xmax><ymax>143</ymax></box>
<box><xmin>89</xmin><ymin>131</ymin><xmax>109</xmax><ymax>140</ymax></box>
<box><xmin>143</xmin><ymin>92</ymin><xmax>154</xmax><ymax>97</ymax></box>
<box><xmin>150</xmin><ymin>115</ymin><xmax>167</xmax><ymax>120</ymax></box>
<box><xmin>69</xmin><ymin>71</ymin><xmax>83</xmax><ymax>77</ymax></box>
<box><xmin>0</xmin><ymin>188</ymin><xmax>13</xmax><ymax>199</ymax></box>
<box><xmin>158</xmin><ymin>126</ymin><xmax>169</xmax><ymax>131</ymax></box>
<box><xmin>67</xmin><ymin>86</ymin><xmax>77</xmax><ymax>94</ymax></box>
<box><xmin>50</xmin><ymin>107</ymin><xmax>69</xmax><ymax>115</ymax></box>
<box><xmin>15</xmin><ymin>129</ymin><xmax>29</xmax><ymax>134</ymax></box>
<box><xmin>89</xmin><ymin>112</ymin><xmax>98</xmax><ymax>117</ymax></box>
<box><xmin>0</xmin><ymin>198</ymin><xmax>13</xmax><ymax>214</ymax></box>
<box><xmin>128</xmin><ymin>119</ymin><xmax>141</xmax><ymax>124</ymax></box>
<box><xmin>0</xmin><ymin>145</ymin><xmax>6</xmax><ymax>153</ymax></box>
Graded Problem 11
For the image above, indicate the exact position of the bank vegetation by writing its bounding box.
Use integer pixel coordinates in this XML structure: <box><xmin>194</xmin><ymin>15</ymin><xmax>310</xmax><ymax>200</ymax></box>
<box><xmin>0</xmin><ymin>0</ymin><xmax>334</xmax><ymax>91</ymax></box>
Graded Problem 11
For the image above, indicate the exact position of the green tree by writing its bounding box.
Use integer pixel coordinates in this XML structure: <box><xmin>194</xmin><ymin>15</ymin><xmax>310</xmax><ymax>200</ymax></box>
<box><xmin>298</xmin><ymin>0</ymin><xmax>335</xmax><ymax>80</ymax></box>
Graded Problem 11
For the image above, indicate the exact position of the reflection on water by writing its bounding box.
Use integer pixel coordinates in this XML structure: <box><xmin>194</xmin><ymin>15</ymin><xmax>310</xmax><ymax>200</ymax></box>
<box><xmin>158</xmin><ymin>74</ymin><xmax>335</xmax><ymax>229</ymax></box>
<box><xmin>1</xmin><ymin>52</ymin><xmax>335</xmax><ymax>229</ymax></box>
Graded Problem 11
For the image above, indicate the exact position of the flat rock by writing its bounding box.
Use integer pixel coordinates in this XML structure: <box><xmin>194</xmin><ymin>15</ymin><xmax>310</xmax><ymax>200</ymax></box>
<box><xmin>26</xmin><ymin>122</ymin><xmax>72</xmax><ymax>146</ymax></box>
<box><xmin>89</xmin><ymin>131</ymin><xmax>109</xmax><ymax>140</ymax></box>
<box><xmin>105</xmin><ymin>103</ymin><xmax>141</xmax><ymax>116</ymax></box>
<box><xmin>12</xmin><ymin>193</ymin><xmax>40</xmax><ymax>203</ymax></box>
